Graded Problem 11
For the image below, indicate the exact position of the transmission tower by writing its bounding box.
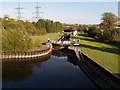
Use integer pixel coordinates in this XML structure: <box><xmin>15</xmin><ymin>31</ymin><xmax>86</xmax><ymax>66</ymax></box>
<box><xmin>33</xmin><ymin>2</ymin><xmax>43</xmax><ymax>22</ymax></box>
<box><xmin>15</xmin><ymin>3</ymin><xmax>24</xmax><ymax>20</ymax></box>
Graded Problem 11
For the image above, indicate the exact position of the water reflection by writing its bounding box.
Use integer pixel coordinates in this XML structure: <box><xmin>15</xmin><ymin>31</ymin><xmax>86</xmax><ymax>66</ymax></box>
<box><xmin>3</xmin><ymin>49</ymin><xmax>79</xmax><ymax>84</ymax></box>
<box><xmin>52</xmin><ymin>48</ymin><xmax>79</xmax><ymax>68</ymax></box>
<box><xmin>52</xmin><ymin>49</ymin><xmax>68</xmax><ymax>59</ymax></box>
<box><xmin>3</xmin><ymin>49</ymin><xmax>97</xmax><ymax>88</ymax></box>
<box><xmin>2</xmin><ymin>53</ymin><xmax>51</xmax><ymax>84</ymax></box>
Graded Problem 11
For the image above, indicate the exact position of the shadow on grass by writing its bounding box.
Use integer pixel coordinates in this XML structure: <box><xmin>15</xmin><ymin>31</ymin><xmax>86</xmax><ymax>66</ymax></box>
<box><xmin>80</xmin><ymin>37</ymin><xmax>96</xmax><ymax>42</ymax></box>
<box><xmin>72</xmin><ymin>36</ymin><xmax>96</xmax><ymax>42</ymax></box>
<box><xmin>80</xmin><ymin>44</ymin><xmax>120</xmax><ymax>55</ymax></box>
<box><xmin>72</xmin><ymin>34</ymin><xmax>120</xmax><ymax>54</ymax></box>
<box><xmin>78</xmin><ymin>34</ymin><xmax>89</xmax><ymax>37</ymax></box>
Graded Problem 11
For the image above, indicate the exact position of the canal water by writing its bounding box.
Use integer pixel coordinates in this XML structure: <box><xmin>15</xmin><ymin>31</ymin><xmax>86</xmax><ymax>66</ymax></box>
<box><xmin>3</xmin><ymin>49</ymin><xmax>98</xmax><ymax>88</ymax></box>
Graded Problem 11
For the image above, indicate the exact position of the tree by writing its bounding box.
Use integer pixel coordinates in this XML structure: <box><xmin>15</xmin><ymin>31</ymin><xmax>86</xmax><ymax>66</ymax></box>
<box><xmin>40</xmin><ymin>28</ymin><xmax>47</xmax><ymax>35</ymax></box>
<box><xmin>1</xmin><ymin>18</ymin><xmax>33</xmax><ymax>53</ymax></box>
<box><xmin>88</xmin><ymin>26</ymin><xmax>98</xmax><ymax>38</ymax></box>
<box><xmin>98</xmin><ymin>12</ymin><xmax>119</xmax><ymax>43</ymax></box>
<box><xmin>35</xmin><ymin>19</ymin><xmax>63</xmax><ymax>34</ymax></box>
<box><xmin>100</xmin><ymin>12</ymin><xmax>118</xmax><ymax>31</ymax></box>
<box><xmin>24</xmin><ymin>21</ymin><xmax>36</xmax><ymax>35</ymax></box>
<box><xmin>2</xmin><ymin>29</ymin><xmax>32</xmax><ymax>53</ymax></box>
<box><xmin>82</xmin><ymin>25</ymin><xmax>88</xmax><ymax>34</ymax></box>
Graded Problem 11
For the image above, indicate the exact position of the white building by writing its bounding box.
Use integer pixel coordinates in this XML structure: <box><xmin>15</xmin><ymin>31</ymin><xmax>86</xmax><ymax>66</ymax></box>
<box><xmin>63</xmin><ymin>30</ymin><xmax>78</xmax><ymax>36</ymax></box>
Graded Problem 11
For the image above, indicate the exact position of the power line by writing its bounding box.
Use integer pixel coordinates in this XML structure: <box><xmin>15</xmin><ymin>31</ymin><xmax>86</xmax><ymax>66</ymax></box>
<box><xmin>32</xmin><ymin>2</ymin><xmax>43</xmax><ymax>22</ymax></box>
<box><xmin>15</xmin><ymin>3</ymin><xmax>24</xmax><ymax>20</ymax></box>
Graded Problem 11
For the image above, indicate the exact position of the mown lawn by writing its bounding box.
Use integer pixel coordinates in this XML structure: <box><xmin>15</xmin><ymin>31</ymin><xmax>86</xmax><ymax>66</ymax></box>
<box><xmin>28</xmin><ymin>45</ymin><xmax>48</xmax><ymax>51</ymax></box>
<box><xmin>72</xmin><ymin>34</ymin><xmax>120</xmax><ymax>74</ymax></box>
<box><xmin>31</xmin><ymin>33</ymin><xmax>60</xmax><ymax>43</ymax></box>
<box><xmin>30</xmin><ymin>34</ymin><xmax>60</xmax><ymax>50</ymax></box>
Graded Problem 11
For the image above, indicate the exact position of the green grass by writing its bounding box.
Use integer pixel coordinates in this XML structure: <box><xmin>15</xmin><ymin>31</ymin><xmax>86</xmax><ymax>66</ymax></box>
<box><xmin>31</xmin><ymin>33</ymin><xmax>120</xmax><ymax>74</ymax></box>
<box><xmin>30</xmin><ymin>34</ymin><xmax>60</xmax><ymax>50</ymax></box>
<box><xmin>29</xmin><ymin>45</ymin><xmax>48</xmax><ymax>51</ymax></box>
<box><xmin>31</xmin><ymin>34</ymin><xmax>60</xmax><ymax>43</ymax></box>
<box><xmin>72</xmin><ymin>34</ymin><xmax>120</xmax><ymax>74</ymax></box>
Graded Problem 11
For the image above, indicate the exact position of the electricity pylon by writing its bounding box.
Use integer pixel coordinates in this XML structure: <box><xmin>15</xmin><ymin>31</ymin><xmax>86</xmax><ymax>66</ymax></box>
<box><xmin>15</xmin><ymin>3</ymin><xmax>24</xmax><ymax>20</ymax></box>
<box><xmin>32</xmin><ymin>2</ymin><xmax>43</xmax><ymax>22</ymax></box>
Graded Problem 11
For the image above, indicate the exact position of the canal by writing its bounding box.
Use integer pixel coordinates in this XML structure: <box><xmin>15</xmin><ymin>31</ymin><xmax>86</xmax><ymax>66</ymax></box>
<box><xmin>3</xmin><ymin>49</ymin><xmax>98</xmax><ymax>88</ymax></box>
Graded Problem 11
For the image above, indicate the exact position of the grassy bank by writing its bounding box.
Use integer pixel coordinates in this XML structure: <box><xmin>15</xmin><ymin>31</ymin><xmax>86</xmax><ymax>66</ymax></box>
<box><xmin>72</xmin><ymin>34</ymin><xmax>120</xmax><ymax>74</ymax></box>
<box><xmin>31</xmin><ymin>34</ymin><xmax>60</xmax><ymax>43</ymax></box>
<box><xmin>30</xmin><ymin>34</ymin><xmax>60</xmax><ymax>50</ymax></box>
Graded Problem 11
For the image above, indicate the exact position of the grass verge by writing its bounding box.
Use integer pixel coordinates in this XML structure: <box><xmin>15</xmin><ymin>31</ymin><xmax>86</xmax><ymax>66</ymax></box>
<box><xmin>31</xmin><ymin>34</ymin><xmax>60</xmax><ymax>43</ymax></box>
<box><xmin>30</xmin><ymin>34</ymin><xmax>60</xmax><ymax>50</ymax></box>
<box><xmin>72</xmin><ymin>34</ymin><xmax>120</xmax><ymax>74</ymax></box>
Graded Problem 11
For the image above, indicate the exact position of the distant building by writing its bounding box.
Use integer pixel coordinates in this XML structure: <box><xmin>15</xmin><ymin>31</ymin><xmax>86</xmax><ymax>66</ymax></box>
<box><xmin>4</xmin><ymin>15</ymin><xmax>9</xmax><ymax>20</ymax></box>
<box><xmin>63</xmin><ymin>30</ymin><xmax>78</xmax><ymax>36</ymax></box>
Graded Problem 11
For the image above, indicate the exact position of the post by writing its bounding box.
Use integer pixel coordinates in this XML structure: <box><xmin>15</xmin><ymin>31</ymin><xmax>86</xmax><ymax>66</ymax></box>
<box><xmin>48</xmin><ymin>38</ymin><xmax>50</xmax><ymax>43</ymax></box>
<box><xmin>73</xmin><ymin>40</ymin><xmax>75</xmax><ymax>44</ymax></box>
<box><xmin>51</xmin><ymin>40</ymin><xmax>53</xmax><ymax>43</ymax></box>
<box><xmin>77</xmin><ymin>39</ymin><xmax>80</xmax><ymax>44</ymax></box>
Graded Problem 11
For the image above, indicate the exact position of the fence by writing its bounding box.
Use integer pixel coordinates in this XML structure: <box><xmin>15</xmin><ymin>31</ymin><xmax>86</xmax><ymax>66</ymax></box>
<box><xmin>2</xmin><ymin>43</ymin><xmax>52</xmax><ymax>60</ymax></box>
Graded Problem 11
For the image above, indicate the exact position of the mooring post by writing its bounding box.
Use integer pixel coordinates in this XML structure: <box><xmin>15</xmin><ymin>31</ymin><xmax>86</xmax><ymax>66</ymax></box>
<box><xmin>48</xmin><ymin>38</ymin><xmax>50</xmax><ymax>43</ymax></box>
<box><xmin>77</xmin><ymin>39</ymin><xmax>80</xmax><ymax>44</ymax></box>
<box><xmin>73</xmin><ymin>40</ymin><xmax>75</xmax><ymax>44</ymax></box>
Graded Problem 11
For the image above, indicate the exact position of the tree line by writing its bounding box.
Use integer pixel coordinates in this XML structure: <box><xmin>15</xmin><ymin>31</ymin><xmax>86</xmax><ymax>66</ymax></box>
<box><xmin>1</xmin><ymin>12</ymin><xmax>120</xmax><ymax>53</ymax></box>
<box><xmin>64</xmin><ymin>12</ymin><xmax>120</xmax><ymax>45</ymax></box>
<box><xmin>1</xmin><ymin>18</ymin><xmax>64</xmax><ymax>53</ymax></box>
<box><xmin>88</xmin><ymin>12</ymin><xmax>120</xmax><ymax>45</ymax></box>
<box><xmin>33</xmin><ymin>19</ymin><xmax>63</xmax><ymax>34</ymax></box>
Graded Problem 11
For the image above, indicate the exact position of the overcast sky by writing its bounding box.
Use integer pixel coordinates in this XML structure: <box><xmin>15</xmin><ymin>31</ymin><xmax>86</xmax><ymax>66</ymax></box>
<box><xmin>0</xmin><ymin>1</ymin><xmax>118</xmax><ymax>24</ymax></box>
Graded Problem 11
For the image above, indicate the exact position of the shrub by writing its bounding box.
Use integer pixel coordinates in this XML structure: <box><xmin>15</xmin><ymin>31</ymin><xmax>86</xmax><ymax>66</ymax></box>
<box><xmin>2</xmin><ymin>29</ymin><xmax>32</xmax><ymax>53</ymax></box>
<box><xmin>88</xmin><ymin>26</ymin><xmax>98</xmax><ymax>38</ymax></box>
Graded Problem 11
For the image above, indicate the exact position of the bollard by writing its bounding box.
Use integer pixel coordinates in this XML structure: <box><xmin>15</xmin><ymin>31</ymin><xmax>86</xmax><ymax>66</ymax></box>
<box><xmin>73</xmin><ymin>40</ymin><xmax>75</xmax><ymax>44</ymax></box>
<box><xmin>51</xmin><ymin>40</ymin><xmax>53</xmax><ymax>43</ymax></box>
<box><xmin>77</xmin><ymin>39</ymin><xmax>80</xmax><ymax>44</ymax></box>
<box><xmin>48</xmin><ymin>38</ymin><xmax>50</xmax><ymax>43</ymax></box>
